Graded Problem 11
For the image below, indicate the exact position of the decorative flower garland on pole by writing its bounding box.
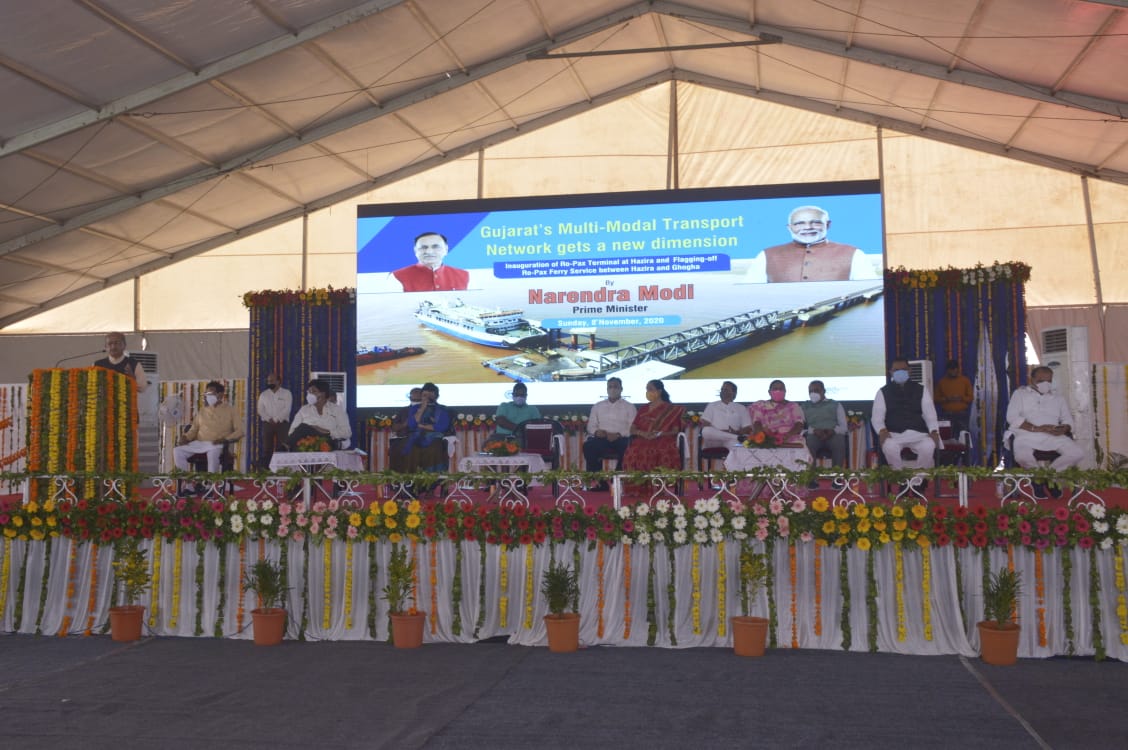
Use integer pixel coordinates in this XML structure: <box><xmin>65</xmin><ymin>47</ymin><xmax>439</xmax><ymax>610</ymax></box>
<box><xmin>431</xmin><ymin>542</ymin><xmax>441</xmax><ymax>634</ymax></box>
<box><xmin>170</xmin><ymin>538</ymin><xmax>182</xmax><ymax>630</ymax></box>
<box><xmin>622</xmin><ymin>543</ymin><xmax>632</xmax><ymax>640</ymax></box>
<box><xmin>84</xmin><ymin>544</ymin><xmax>99</xmax><ymax>636</ymax></box>
<box><xmin>839</xmin><ymin>547</ymin><xmax>851</xmax><ymax>650</ymax></box>
<box><xmin>596</xmin><ymin>540</ymin><xmax>605</xmax><ymax>638</ymax></box>
<box><xmin>1115</xmin><ymin>550</ymin><xmax>1128</xmax><ymax>646</ymax></box>
<box><xmin>895</xmin><ymin>544</ymin><xmax>906</xmax><ymax>642</ymax></box>
<box><xmin>0</xmin><ymin>542</ymin><xmax>11</xmax><ymax>624</ymax></box>
<box><xmin>716</xmin><ymin>539</ymin><xmax>726</xmax><ymax>638</ymax></box>
<box><xmin>1090</xmin><ymin>551</ymin><xmax>1105</xmax><ymax>661</ymax></box>
<box><xmin>150</xmin><ymin>539</ymin><xmax>162</xmax><ymax>629</ymax></box>
<box><xmin>1062</xmin><ymin>550</ymin><xmax>1074</xmax><ymax>655</ymax></box>
<box><xmin>921</xmin><ymin>543</ymin><xmax>933</xmax><ymax>641</ymax></box>
<box><xmin>691</xmin><ymin>543</ymin><xmax>701</xmax><ymax>636</ymax></box>
<box><xmin>523</xmin><ymin>543</ymin><xmax>535</xmax><ymax>631</ymax></box>
<box><xmin>322</xmin><ymin>542</ymin><xmax>332</xmax><ymax>629</ymax></box>
<box><xmin>498</xmin><ymin>546</ymin><xmax>508</xmax><ymax>629</ymax></box>
<box><xmin>789</xmin><ymin>541</ymin><xmax>798</xmax><ymax>648</ymax></box>
<box><xmin>1035</xmin><ymin>548</ymin><xmax>1046</xmax><ymax>647</ymax></box>
<box><xmin>345</xmin><ymin>541</ymin><xmax>354</xmax><ymax>631</ymax></box>
<box><xmin>666</xmin><ymin>544</ymin><xmax>677</xmax><ymax>647</ymax></box>
<box><xmin>451</xmin><ymin>541</ymin><xmax>463</xmax><ymax>637</ymax></box>
<box><xmin>813</xmin><ymin>543</ymin><xmax>822</xmax><ymax>637</ymax></box>
<box><xmin>60</xmin><ymin>541</ymin><xmax>79</xmax><ymax>636</ymax></box>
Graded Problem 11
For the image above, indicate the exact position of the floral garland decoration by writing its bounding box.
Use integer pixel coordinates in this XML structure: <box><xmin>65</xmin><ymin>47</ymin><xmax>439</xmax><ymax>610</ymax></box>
<box><xmin>866</xmin><ymin>548</ymin><xmax>878</xmax><ymax>653</ymax></box>
<box><xmin>367</xmin><ymin>540</ymin><xmax>378</xmax><ymax>638</ymax></box>
<box><xmin>921</xmin><ymin>543</ymin><xmax>933</xmax><ymax>641</ymax></box>
<box><xmin>241</xmin><ymin>286</ymin><xmax>355</xmax><ymax>308</ymax></box>
<box><xmin>523</xmin><ymin>543</ymin><xmax>534</xmax><ymax>631</ymax></box>
<box><xmin>813</xmin><ymin>543</ymin><xmax>822</xmax><ymax>637</ymax></box>
<box><xmin>691</xmin><ymin>543</ymin><xmax>701</xmax><ymax>636</ymax></box>
<box><xmin>596</xmin><ymin>540</ymin><xmax>605</xmax><ymax>638</ymax></box>
<box><xmin>1090</xmin><ymin>551</ymin><xmax>1105</xmax><ymax>661</ymax></box>
<box><xmin>34</xmin><ymin>536</ymin><xmax>53</xmax><ymax>635</ymax></box>
<box><xmin>214</xmin><ymin>542</ymin><xmax>227</xmax><ymax>638</ymax></box>
<box><xmin>1115</xmin><ymin>551</ymin><xmax>1128</xmax><ymax>646</ymax></box>
<box><xmin>149</xmin><ymin>539</ymin><xmax>162</xmax><ymax>629</ymax></box>
<box><xmin>0</xmin><ymin>542</ymin><xmax>11</xmax><ymax>624</ymax></box>
<box><xmin>473</xmin><ymin>540</ymin><xmax>486</xmax><ymax>639</ymax></box>
<box><xmin>839</xmin><ymin>547</ymin><xmax>850</xmax><ymax>650</ymax></box>
<box><xmin>572</xmin><ymin>545</ymin><xmax>582</xmax><ymax>614</ymax></box>
<box><xmin>194</xmin><ymin>543</ymin><xmax>205</xmax><ymax>636</ymax></box>
<box><xmin>954</xmin><ymin>548</ymin><xmax>966</xmax><ymax>632</ymax></box>
<box><xmin>646</xmin><ymin>545</ymin><xmax>656</xmax><ymax>646</ymax></box>
<box><xmin>345</xmin><ymin>541</ymin><xmax>354</xmax><ymax>631</ymax></box>
<box><xmin>14</xmin><ymin>540</ymin><xmax>29</xmax><ymax>628</ymax></box>
<box><xmin>299</xmin><ymin>536</ymin><xmax>310</xmax><ymax>641</ymax></box>
<box><xmin>1035</xmin><ymin>548</ymin><xmax>1046</xmax><ymax>648</ymax></box>
<box><xmin>1006</xmin><ymin>544</ymin><xmax>1017</xmax><ymax>625</ymax></box>
<box><xmin>451</xmin><ymin>541</ymin><xmax>463</xmax><ymax>637</ymax></box>
<box><xmin>410</xmin><ymin>538</ymin><xmax>420</xmax><ymax>613</ymax></box>
<box><xmin>170</xmin><ymin>538</ymin><xmax>182</xmax><ymax>630</ymax></box>
<box><xmin>84</xmin><ymin>544</ymin><xmax>99</xmax><ymax>636</ymax></box>
<box><xmin>766</xmin><ymin>543</ymin><xmax>777</xmax><ymax>649</ymax></box>
<box><xmin>622</xmin><ymin>543</ymin><xmax>632</xmax><ymax>640</ymax></box>
<box><xmin>498</xmin><ymin>545</ymin><xmax>508</xmax><ymax>629</ymax></box>
<box><xmin>322</xmin><ymin>542</ymin><xmax>332</xmax><ymax>629</ymax></box>
<box><xmin>716</xmin><ymin>539</ymin><xmax>726</xmax><ymax>638</ymax></box>
<box><xmin>894</xmin><ymin>543</ymin><xmax>906</xmax><ymax>642</ymax></box>
<box><xmin>60</xmin><ymin>541</ymin><xmax>78</xmax><ymax>636</ymax></box>
<box><xmin>235</xmin><ymin>539</ymin><xmax>245</xmax><ymax>631</ymax></box>
<box><xmin>884</xmin><ymin>261</ymin><xmax>1031</xmax><ymax>290</ymax></box>
<box><xmin>431</xmin><ymin>542</ymin><xmax>441</xmax><ymax>634</ymax></box>
<box><xmin>789</xmin><ymin>542</ymin><xmax>798</xmax><ymax>648</ymax></box>
<box><xmin>666</xmin><ymin>544</ymin><xmax>677</xmax><ymax>647</ymax></box>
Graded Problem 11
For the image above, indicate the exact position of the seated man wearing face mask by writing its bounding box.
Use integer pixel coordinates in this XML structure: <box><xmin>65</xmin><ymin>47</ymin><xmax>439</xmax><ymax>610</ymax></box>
<box><xmin>1006</xmin><ymin>366</ymin><xmax>1084</xmax><ymax>472</ymax></box>
<box><xmin>871</xmin><ymin>358</ymin><xmax>941</xmax><ymax>469</ymax></box>
<box><xmin>174</xmin><ymin>381</ymin><xmax>244</xmax><ymax>472</ymax></box>
<box><xmin>490</xmin><ymin>382</ymin><xmax>540</xmax><ymax>447</ymax></box>
<box><xmin>801</xmin><ymin>380</ymin><xmax>848</xmax><ymax>468</ymax></box>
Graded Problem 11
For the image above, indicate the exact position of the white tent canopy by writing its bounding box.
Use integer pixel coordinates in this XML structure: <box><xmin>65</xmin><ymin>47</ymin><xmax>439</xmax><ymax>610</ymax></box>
<box><xmin>1</xmin><ymin>0</ymin><xmax>1126</xmax><ymax>359</ymax></box>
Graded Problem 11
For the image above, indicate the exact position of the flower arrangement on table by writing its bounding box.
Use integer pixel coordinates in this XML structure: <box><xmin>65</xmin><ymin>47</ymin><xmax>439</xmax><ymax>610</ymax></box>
<box><xmin>682</xmin><ymin>410</ymin><xmax>702</xmax><ymax>426</ymax></box>
<box><xmin>741</xmin><ymin>431</ymin><xmax>783</xmax><ymax>449</ymax></box>
<box><xmin>295</xmin><ymin>435</ymin><xmax>333</xmax><ymax>453</ymax></box>
<box><xmin>482</xmin><ymin>438</ymin><xmax>520</xmax><ymax>457</ymax></box>
<box><xmin>367</xmin><ymin>415</ymin><xmax>396</xmax><ymax>430</ymax></box>
<box><xmin>453</xmin><ymin>414</ymin><xmax>495</xmax><ymax>431</ymax></box>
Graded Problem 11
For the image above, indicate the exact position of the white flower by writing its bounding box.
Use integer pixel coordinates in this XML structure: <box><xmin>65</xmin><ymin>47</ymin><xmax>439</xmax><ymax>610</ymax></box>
<box><xmin>673</xmin><ymin>530</ymin><xmax>687</xmax><ymax>544</ymax></box>
<box><xmin>655</xmin><ymin>516</ymin><xmax>669</xmax><ymax>529</ymax></box>
<box><xmin>709</xmin><ymin>513</ymin><xmax>724</xmax><ymax>528</ymax></box>
<box><xmin>1116</xmin><ymin>516</ymin><xmax>1128</xmax><ymax>535</ymax></box>
<box><xmin>1093</xmin><ymin>520</ymin><xmax>1109</xmax><ymax>534</ymax></box>
<box><xmin>655</xmin><ymin>499</ymin><xmax>670</xmax><ymax>513</ymax></box>
<box><xmin>458</xmin><ymin>413</ymin><xmax>466</xmax><ymax>420</ymax></box>
<box><xmin>732</xmin><ymin>516</ymin><xmax>747</xmax><ymax>531</ymax></box>
<box><xmin>710</xmin><ymin>528</ymin><xmax>724</xmax><ymax>543</ymax></box>
<box><xmin>260</xmin><ymin>515</ymin><xmax>273</xmax><ymax>526</ymax></box>
<box><xmin>732</xmin><ymin>531</ymin><xmax>748</xmax><ymax>540</ymax></box>
<box><xmin>635</xmin><ymin>503</ymin><xmax>651</xmax><ymax>517</ymax></box>
<box><xmin>260</xmin><ymin>499</ymin><xmax>274</xmax><ymax>512</ymax></box>
<box><xmin>674</xmin><ymin>516</ymin><xmax>688</xmax><ymax>530</ymax></box>
<box><xmin>694</xmin><ymin>515</ymin><xmax>709</xmax><ymax>530</ymax></box>
<box><xmin>693</xmin><ymin>498</ymin><xmax>708</xmax><ymax>513</ymax></box>
<box><xmin>1088</xmin><ymin>504</ymin><xmax>1105</xmax><ymax>519</ymax></box>
<box><xmin>618</xmin><ymin>506</ymin><xmax>632</xmax><ymax>519</ymax></box>
<box><xmin>705</xmin><ymin>497</ymin><xmax>720</xmax><ymax>513</ymax></box>
<box><xmin>621</xmin><ymin>535</ymin><xmax>633</xmax><ymax>546</ymax></box>
<box><xmin>229</xmin><ymin>516</ymin><xmax>244</xmax><ymax>532</ymax></box>
<box><xmin>245</xmin><ymin>499</ymin><xmax>258</xmax><ymax>512</ymax></box>
<box><xmin>246</xmin><ymin>514</ymin><xmax>257</xmax><ymax>525</ymax></box>
<box><xmin>652</xmin><ymin>531</ymin><xmax>666</xmax><ymax>545</ymax></box>
<box><xmin>478</xmin><ymin>413</ymin><xmax>487</xmax><ymax>420</ymax></box>
<box><xmin>693</xmin><ymin>530</ymin><xmax>708</xmax><ymax>543</ymax></box>
<box><xmin>672</xmin><ymin>504</ymin><xmax>685</xmax><ymax>516</ymax></box>
<box><xmin>637</xmin><ymin>531</ymin><xmax>651</xmax><ymax>546</ymax></box>
<box><xmin>1100</xmin><ymin>537</ymin><xmax>1114</xmax><ymax>550</ymax></box>
<box><xmin>214</xmin><ymin>518</ymin><xmax>223</xmax><ymax>527</ymax></box>
<box><xmin>229</xmin><ymin>501</ymin><xmax>239</xmax><ymax>512</ymax></box>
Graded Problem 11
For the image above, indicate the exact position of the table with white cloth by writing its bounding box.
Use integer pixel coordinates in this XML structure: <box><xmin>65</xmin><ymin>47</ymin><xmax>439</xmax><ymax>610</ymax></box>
<box><xmin>453</xmin><ymin>453</ymin><xmax>547</xmax><ymax>507</ymax></box>
<box><xmin>268</xmin><ymin>451</ymin><xmax>367</xmax><ymax>507</ymax></box>
<box><xmin>723</xmin><ymin>445</ymin><xmax>812</xmax><ymax>502</ymax></box>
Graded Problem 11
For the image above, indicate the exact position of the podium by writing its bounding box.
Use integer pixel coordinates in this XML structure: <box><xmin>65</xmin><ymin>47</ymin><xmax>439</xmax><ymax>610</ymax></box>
<box><xmin>27</xmin><ymin>368</ymin><xmax>138</xmax><ymax>500</ymax></box>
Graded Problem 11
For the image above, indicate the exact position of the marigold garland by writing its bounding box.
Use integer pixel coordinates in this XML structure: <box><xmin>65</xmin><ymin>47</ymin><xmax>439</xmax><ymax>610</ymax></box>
<box><xmin>431</xmin><ymin>541</ymin><xmax>440</xmax><ymax>634</ymax></box>
<box><xmin>499</xmin><ymin>546</ymin><xmax>508</xmax><ymax>629</ymax></box>
<box><xmin>1062</xmin><ymin>550</ymin><xmax>1074</xmax><ymax>655</ymax></box>
<box><xmin>1035</xmin><ymin>548</ymin><xmax>1047</xmax><ymax>648</ymax></box>
<box><xmin>866</xmin><ymin>548</ymin><xmax>878</xmax><ymax>652</ymax></box>
<box><xmin>597</xmin><ymin>540</ymin><xmax>606</xmax><ymax>638</ymax></box>
<box><xmin>789</xmin><ymin>542</ymin><xmax>798</xmax><ymax>648</ymax></box>
<box><xmin>473</xmin><ymin>540</ymin><xmax>486</xmax><ymax>639</ymax></box>
<box><xmin>214</xmin><ymin>543</ymin><xmax>227</xmax><ymax>637</ymax></box>
<box><xmin>322</xmin><ymin>541</ymin><xmax>332</xmax><ymax>629</ymax></box>
<box><xmin>0</xmin><ymin>542</ymin><xmax>11</xmax><ymax>624</ymax></box>
<box><xmin>921</xmin><ymin>544</ymin><xmax>933</xmax><ymax>641</ymax></box>
<box><xmin>895</xmin><ymin>544</ymin><xmax>906</xmax><ymax>642</ymax></box>
<box><xmin>345</xmin><ymin>541</ymin><xmax>354</xmax><ymax>631</ymax></box>
<box><xmin>170</xmin><ymin>538</ymin><xmax>182</xmax><ymax>629</ymax></box>
<box><xmin>84</xmin><ymin>543</ymin><xmax>99</xmax><ymax>636</ymax></box>
<box><xmin>839</xmin><ymin>548</ymin><xmax>851</xmax><ymax>650</ymax></box>
<box><xmin>60</xmin><ymin>541</ymin><xmax>79</xmax><ymax>636</ymax></box>
<box><xmin>1115</xmin><ymin>551</ymin><xmax>1128</xmax><ymax>646</ymax></box>
<box><xmin>410</xmin><ymin>538</ymin><xmax>420</xmax><ymax>613</ymax></box>
<box><xmin>1006</xmin><ymin>545</ymin><xmax>1017</xmax><ymax>625</ymax></box>
<box><xmin>524</xmin><ymin>543</ymin><xmax>535</xmax><ymax>631</ymax></box>
<box><xmin>666</xmin><ymin>544</ymin><xmax>677</xmax><ymax>647</ymax></box>
<box><xmin>451</xmin><ymin>541</ymin><xmax>463</xmax><ymax>637</ymax></box>
<box><xmin>36</xmin><ymin>536</ymin><xmax>52</xmax><ymax>635</ymax></box>
<box><xmin>646</xmin><ymin>545</ymin><xmax>656</xmax><ymax>646</ymax></box>
<box><xmin>813</xmin><ymin>544</ymin><xmax>822</xmax><ymax>637</ymax></box>
<box><xmin>367</xmin><ymin>540</ymin><xmax>378</xmax><ymax>638</ymax></box>
<box><xmin>194</xmin><ymin>544</ymin><xmax>205</xmax><ymax>636</ymax></box>
<box><xmin>716</xmin><ymin>540</ymin><xmax>726</xmax><ymax>638</ymax></box>
<box><xmin>149</xmin><ymin>539</ymin><xmax>162</xmax><ymax>628</ymax></box>
<box><xmin>690</xmin><ymin>543</ymin><xmax>701</xmax><ymax>636</ymax></box>
<box><xmin>623</xmin><ymin>543</ymin><xmax>632</xmax><ymax>640</ymax></box>
<box><xmin>1090</xmin><ymin>550</ymin><xmax>1105</xmax><ymax>661</ymax></box>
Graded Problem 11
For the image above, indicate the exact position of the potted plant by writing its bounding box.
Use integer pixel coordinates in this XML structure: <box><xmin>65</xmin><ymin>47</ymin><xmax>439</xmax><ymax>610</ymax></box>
<box><xmin>109</xmin><ymin>538</ymin><xmax>150</xmax><ymax>642</ymax></box>
<box><xmin>978</xmin><ymin>567</ymin><xmax>1022</xmax><ymax>665</ymax></box>
<box><xmin>731</xmin><ymin>547</ymin><xmax>771</xmax><ymax>657</ymax></box>
<box><xmin>541</xmin><ymin>559</ymin><xmax>581</xmax><ymax>652</ymax></box>
<box><xmin>384</xmin><ymin>544</ymin><xmax>425</xmax><ymax>648</ymax></box>
<box><xmin>243</xmin><ymin>558</ymin><xmax>288</xmax><ymax>646</ymax></box>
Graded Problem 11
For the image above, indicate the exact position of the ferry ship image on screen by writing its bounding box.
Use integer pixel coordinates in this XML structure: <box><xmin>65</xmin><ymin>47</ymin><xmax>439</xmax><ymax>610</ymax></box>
<box><xmin>414</xmin><ymin>298</ymin><xmax>546</xmax><ymax>348</ymax></box>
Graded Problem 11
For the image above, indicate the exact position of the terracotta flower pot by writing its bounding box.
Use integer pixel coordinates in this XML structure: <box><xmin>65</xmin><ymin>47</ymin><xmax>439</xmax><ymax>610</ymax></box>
<box><xmin>977</xmin><ymin>621</ymin><xmax>1020</xmax><ymax>666</ymax></box>
<box><xmin>109</xmin><ymin>605</ymin><xmax>145</xmax><ymax>642</ymax></box>
<box><xmin>251</xmin><ymin>607</ymin><xmax>287</xmax><ymax>646</ymax></box>
<box><xmin>390</xmin><ymin>611</ymin><xmax>426</xmax><ymax>648</ymax></box>
<box><xmin>731</xmin><ymin>615</ymin><xmax>769</xmax><ymax>657</ymax></box>
<box><xmin>544</xmin><ymin>612</ymin><xmax>580</xmax><ymax>653</ymax></box>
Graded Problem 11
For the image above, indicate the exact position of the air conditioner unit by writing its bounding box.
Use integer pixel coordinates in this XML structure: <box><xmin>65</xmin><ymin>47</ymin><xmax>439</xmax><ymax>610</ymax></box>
<box><xmin>1040</xmin><ymin>326</ymin><xmax>1095</xmax><ymax>468</ymax></box>
<box><xmin>311</xmin><ymin>371</ymin><xmax>347</xmax><ymax>409</ymax></box>
<box><xmin>907</xmin><ymin>360</ymin><xmax>933</xmax><ymax>395</ymax></box>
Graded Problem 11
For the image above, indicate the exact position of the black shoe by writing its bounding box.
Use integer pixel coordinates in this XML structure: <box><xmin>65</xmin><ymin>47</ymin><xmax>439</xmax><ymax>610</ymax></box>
<box><xmin>1048</xmin><ymin>484</ymin><xmax>1064</xmax><ymax>500</ymax></box>
<box><xmin>1032</xmin><ymin>482</ymin><xmax>1049</xmax><ymax>501</ymax></box>
<box><xmin>807</xmin><ymin>480</ymin><xmax>819</xmax><ymax>490</ymax></box>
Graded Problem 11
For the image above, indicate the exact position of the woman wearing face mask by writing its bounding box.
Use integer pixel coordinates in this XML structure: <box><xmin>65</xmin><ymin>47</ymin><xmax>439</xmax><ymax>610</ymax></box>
<box><xmin>285</xmin><ymin>378</ymin><xmax>352</xmax><ymax>450</ymax></box>
<box><xmin>747</xmin><ymin>380</ymin><xmax>805</xmax><ymax>444</ymax></box>
<box><xmin>622</xmin><ymin>380</ymin><xmax>685</xmax><ymax>474</ymax></box>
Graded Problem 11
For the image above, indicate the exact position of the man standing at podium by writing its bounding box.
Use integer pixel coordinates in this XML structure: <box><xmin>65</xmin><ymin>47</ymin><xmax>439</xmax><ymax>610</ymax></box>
<box><xmin>93</xmin><ymin>331</ymin><xmax>148</xmax><ymax>392</ymax></box>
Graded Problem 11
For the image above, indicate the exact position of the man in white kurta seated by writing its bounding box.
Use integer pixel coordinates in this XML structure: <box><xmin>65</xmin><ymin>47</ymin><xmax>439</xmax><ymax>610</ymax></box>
<box><xmin>174</xmin><ymin>381</ymin><xmax>244</xmax><ymax>472</ymax></box>
<box><xmin>582</xmin><ymin>377</ymin><xmax>637</xmax><ymax>490</ymax></box>
<box><xmin>871</xmin><ymin>358</ymin><xmax>941</xmax><ymax>469</ymax></box>
<box><xmin>700</xmin><ymin>381</ymin><xmax>753</xmax><ymax>448</ymax></box>
<box><xmin>1006</xmin><ymin>366</ymin><xmax>1084</xmax><ymax>471</ymax></box>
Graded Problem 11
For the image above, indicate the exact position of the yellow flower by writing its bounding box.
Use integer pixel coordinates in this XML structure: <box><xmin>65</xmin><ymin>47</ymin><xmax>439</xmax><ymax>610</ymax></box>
<box><xmin>838</xmin><ymin>522</ymin><xmax>851</xmax><ymax>535</ymax></box>
<box><xmin>890</xmin><ymin>506</ymin><xmax>905</xmax><ymax>518</ymax></box>
<box><xmin>389</xmin><ymin>532</ymin><xmax>402</xmax><ymax>543</ymax></box>
<box><xmin>907</xmin><ymin>530</ymin><xmax>918</xmax><ymax>540</ymax></box>
<box><xmin>26</xmin><ymin>501</ymin><xmax>39</xmax><ymax>513</ymax></box>
<box><xmin>3</xmin><ymin>529</ymin><xmax>15</xmax><ymax>538</ymax></box>
<box><xmin>812</xmin><ymin>496</ymin><xmax>829</xmax><ymax>512</ymax></box>
<box><xmin>822</xmin><ymin>520</ymin><xmax>837</xmax><ymax>534</ymax></box>
<box><xmin>12</xmin><ymin>517</ymin><xmax>22</xmax><ymax>527</ymax></box>
<box><xmin>46</xmin><ymin>517</ymin><xmax>57</xmax><ymax>527</ymax></box>
<box><xmin>853</xmin><ymin>504</ymin><xmax>869</xmax><ymax>519</ymax></box>
<box><xmin>406</xmin><ymin>499</ymin><xmax>422</xmax><ymax>514</ymax></box>
<box><xmin>835</xmin><ymin>536</ymin><xmax>849</xmax><ymax>547</ymax></box>
<box><xmin>893</xmin><ymin>519</ymin><xmax>908</xmax><ymax>532</ymax></box>
<box><xmin>382</xmin><ymin>500</ymin><xmax>399</xmax><ymax>516</ymax></box>
<box><xmin>891</xmin><ymin>531</ymin><xmax>904</xmax><ymax>541</ymax></box>
<box><xmin>856</xmin><ymin>519</ymin><xmax>871</xmax><ymax>533</ymax></box>
<box><xmin>364</xmin><ymin>534</ymin><xmax>378</xmax><ymax>543</ymax></box>
<box><xmin>871</xmin><ymin>506</ymin><xmax>885</xmax><ymax>519</ymax></box>
<box><xmin>833</xmin><ymin>506</ymin><xmax>849</xmax><ymax>520</ymax></box>
<box><xmin>30</xmin><ymin>529</ymin><xmax>45</xmax><ymax>541</ymax></box>
<box><xmin>368</xmin><ymin>501</ymin><xmax>382</xmax><ymax>513</ymax></box>
<box><xmin>43</xmin><ymin>499</ymin><xmax>55</xmax><ymax>512</ymax></box>
<box><xmin>365</xmin><ymin>515</ymin><xmax>379</xmax><ymax>527</ymax></box>
<box><xmin>349</xmin><ymin>513</ymin><xmax>362</xmax><ymax>527</ymax></box>
<box><xmin>873</xmin><ymin>521</ymin><xmax>887</xmax><ymax>532</ymax></box>
<box><xmin>856</xmin><ymin>538</ymin><xmax>872</xmax><ymax>551</ymax></box>
<box><xmin>30</xmin><ymin>517</ymin><xmax>42</xmax><ymax>527</ymax></box>
<box><xmin>878</xmin><ymin>532</ymin><xmax>891</xmax><ymax>544</ymax></box>
<box><xmin>405</xmin><ymin>514</ymin><xmax>421</xmax><ymax>529</ymax></box>
<box><xmin>384</xmin><ymin>517</ymin><xmax>398</xmax><ymax>529</ymax></box>
<box><xmin>910</xmin><ymin>504</ymin><xmax>927</xmax><ymax>519</ymax></box>
<box><xmin>916</xmin><ymin>536</ymin><xmax>931</xmax><ymax>547</ymax></box>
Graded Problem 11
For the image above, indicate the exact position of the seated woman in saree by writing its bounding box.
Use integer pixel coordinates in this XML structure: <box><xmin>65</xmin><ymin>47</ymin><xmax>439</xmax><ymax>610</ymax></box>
<box><xmin>622</xmin><ymin>379</ymin><xmax>685</xmax><ymax>473</ymax></box>
<box><xmin>388</xmin><ymin>382</ymin><xmax>451</xmax><ymax>475</ymax></box>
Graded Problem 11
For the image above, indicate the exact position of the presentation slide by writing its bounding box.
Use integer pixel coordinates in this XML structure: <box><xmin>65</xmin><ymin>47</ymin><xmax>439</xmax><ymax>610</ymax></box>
<box><xmin>356</xmin><ymin>181</ymin><xmax>885</xmax><ymax>409</ymax></box>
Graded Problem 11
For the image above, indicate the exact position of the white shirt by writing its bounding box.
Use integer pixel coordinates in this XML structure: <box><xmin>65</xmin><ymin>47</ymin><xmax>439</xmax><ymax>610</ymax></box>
<box><xmin>701</xmin><ymin>400</ymin><xmax>751</xmax><ymax>434</ymax></box>
<box><xmin>1006</xmin><ymin>386</ymin><xmax>1073</xmax><ymax>433</ymax></box>
<box><xmin>871</xmin><ymin>385</ymin><xmax>938</xmax><ymax>434</ymax></box>
<box><xmin>257</xmin><ymin>386</ymin><xmax>293</xmax><ymax>423</ymax></box>
<box><xmin>587</xmin><ymin>398</ymin><xmax>637</xmax><ymax>438</ymax></box>
<box><xmin>290</xmin><ymin>401</ymin><xmax>352</xmax><ymax>441</ymax></box>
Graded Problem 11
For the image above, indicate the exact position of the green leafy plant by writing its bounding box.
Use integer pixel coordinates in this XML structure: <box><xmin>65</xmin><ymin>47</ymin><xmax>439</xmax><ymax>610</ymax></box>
<box><xmin>112</xmin><ymin>538</ymin><xmax>150</xmax><ymax>605</ymax></box>
<box><xmin>243</xmin><ymin>559</ymin><xmax>288</xmax><ymax>612</ymax></box>
<box><xmin>738</xmin><ymin>547</ymin><xmax>771</xmax><ymax>617</ymax></box>
<box><xmin>982</xmin><ymin>567</ymin><xmax>1022</xmax><ymax>628</ymax></box>
<box><xmin>540</xmin><ymin>559</ymin><xmax>579</xmax><ymax>616</ymax></box>
<box><xmin>383</xmin><ymin>544</ymin><xmax>416</xmax><ymax>615</ymax></box>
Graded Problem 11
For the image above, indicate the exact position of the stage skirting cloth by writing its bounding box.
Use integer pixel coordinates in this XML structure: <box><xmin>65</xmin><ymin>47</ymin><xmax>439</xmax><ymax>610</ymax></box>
<box><xmin>1</xmin><ymin>536</ymin><xmax>1124</xmax><ymax>660</ymax></box>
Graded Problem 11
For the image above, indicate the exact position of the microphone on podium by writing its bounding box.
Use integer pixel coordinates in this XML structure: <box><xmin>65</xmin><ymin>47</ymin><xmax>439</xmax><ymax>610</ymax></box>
<box><xmin>54</xmin><ymin>350</ymin><xmax>106</xmax><ymax>368</ymax></box>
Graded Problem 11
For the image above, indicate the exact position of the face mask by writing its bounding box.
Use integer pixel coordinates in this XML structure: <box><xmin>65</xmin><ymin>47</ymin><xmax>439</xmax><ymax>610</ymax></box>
<box><xmin>267</xmin><ymin>382</ymin><xmax>278</xmax><ymax>390</ymax></box>
<box><xmin>769</xmin><ymin>389</ymin><xmax>785</xmax><ymax>403</ymax></box>
<box><xmin>1035</xmin><ymin>381</ymin><xmax>1052</xmax><ymax>395</ymax></box>
<box><xmin>808</xmin><ymin>392</ymin><xmax>822</xmax><ymax>403</ymax></box>
<box><xmin>513</xmin><ymin>396</ymin><xmax>527</xmax><ymax>406</ymax></box>
<box><xmin>306</xmin><ymin>393</ymin><xmax>318</xmax><ymax>405</ymax></box>
<box><xmin>891</xmin><ymin>370</ymin><xmax>910</xmax><ymax>384</ymax></box>
<box><xmin>205</xmin><ymin>394</ymin><xmax>218</xmax><ymax>406</ymax></box>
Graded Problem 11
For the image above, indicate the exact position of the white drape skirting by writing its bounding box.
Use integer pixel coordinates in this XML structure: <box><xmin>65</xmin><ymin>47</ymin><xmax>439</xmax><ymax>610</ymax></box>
<box><xmin>1</xmin><ymin>537</ymin><xmax>1125</xmax><ymax>660</ymax></box>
